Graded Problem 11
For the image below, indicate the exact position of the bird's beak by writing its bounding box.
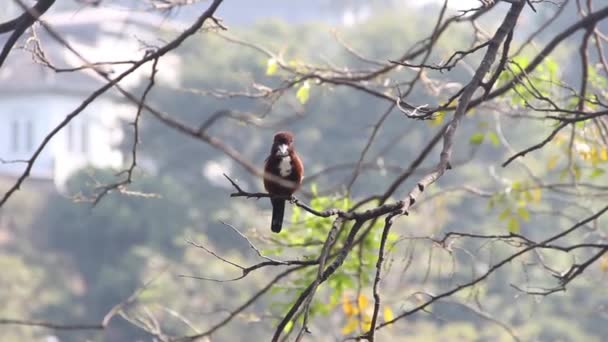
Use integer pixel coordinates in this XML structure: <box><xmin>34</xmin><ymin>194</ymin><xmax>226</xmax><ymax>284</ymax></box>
<box><xmin>276</xmin><ymin>144</ymin><xmax>289</xmax><ymax>157</ymax></box>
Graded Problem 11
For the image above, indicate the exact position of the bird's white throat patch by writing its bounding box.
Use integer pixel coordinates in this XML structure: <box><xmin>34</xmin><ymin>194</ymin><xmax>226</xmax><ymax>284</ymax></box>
<box><xmin>278</xmin><ymin>156</ymin><xmax>292</xmax><ymax>177</ymax></box>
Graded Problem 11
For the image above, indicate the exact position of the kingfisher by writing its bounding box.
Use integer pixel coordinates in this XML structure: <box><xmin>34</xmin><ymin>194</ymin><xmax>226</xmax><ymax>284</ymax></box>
<box><xmin>263</xmin><ymin>131</ymin><xmax>304</xmax><ymax>233</ymax></box>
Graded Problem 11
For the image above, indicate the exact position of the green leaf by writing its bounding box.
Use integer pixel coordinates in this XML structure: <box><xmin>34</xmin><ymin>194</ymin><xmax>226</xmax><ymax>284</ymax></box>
<box><xmin>310</xmin><ymin>183</ymin><xmax>318</xmax><ymax>196</ymax></box>
<box><xmin>511</xmin><ymin>55</ymin><xmax>530</xmax><ymax>69</ymax></box>
<box><xmin>284</xmin><ymin>320</ymin><xmax>294</xmax><ymax>333</ymax></box>
<box><xmin>430</xmin><ymin>111</ymin><xmax>445</xmax><ymax>126</ymax></box>
<box><xmin>573</xmin><ymin>163</ymin><xmax>582</xmax><ymax>181</ymax></box>
<box><xmin>511</xmin><ymin>181</ymin><xmax>522</xmax><ymax>191</ymax></box>
<box><xmin>291</xmin><ymin>205</ymin><xmax>301</xmax><ymax>223</ymax></box>
<box><xmin>266</xmin><ymin>58</ymin><xmax>278</xmax><ymax>75</ymax></box>
<box><xmin>469</xmin><ymin>132</ymin><xmax>485</xmax><ymax>145</ymax></box>
<box><xmin>477</xmin><ymin>121</ymin><xmax>489</xmax><ymax>129</ymax></box>
<box><xmin>544</xmin><ymin>57</ymin><xmax>558</xmax><ymax>79</ymax></box>
<box><xmin>486</xmin><ymin>132</ymin><xmax>500</xmax><ymax>146</ymax></box>
<box><xmin>498</xmin><ymin>208</ymin><xmax>511</xmax><ymax>221</ymax></box>
<box><xmin>516</xmin><ymin>207</ymin><xmax>530</xmax><ymax>221</ymax></box>
<box><xmin>546</xmin><ymin>155</ymin><xmax>560</xmax><ymax>170</ymax></box>
<box><xmin>590</xmin><ymin>168</ymin><xmax>605</xmax><ymax>178</ymax></box>
<box><xmin>559</xmin><ymin>167</ymin><xmax>569</xmax><ymax>181</ymax></box>
<box><xmin>296</xmin><ymin>81</ymin><xmax>311</xmax><ymax>104</ymax></box>
<box><xmin>507</xmin><ymin>217</ymin><xmax>520</xmax><ymax>234</ymax></box>
<box><xmin>341</xmin><ymin>197</ymin><xmax>350</xmax><ymax>210</ymax></box>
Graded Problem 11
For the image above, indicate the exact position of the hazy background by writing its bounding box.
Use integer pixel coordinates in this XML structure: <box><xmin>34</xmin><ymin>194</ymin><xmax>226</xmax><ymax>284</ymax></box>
<box><xmin>1</xmin><ymin>1</ymin><xmax>607</xmax><ymax>341</ymax></box>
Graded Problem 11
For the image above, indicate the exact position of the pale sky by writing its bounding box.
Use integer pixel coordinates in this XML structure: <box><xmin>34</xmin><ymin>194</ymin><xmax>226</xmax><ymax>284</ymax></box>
<box><xmin>411</xmin><ymin>0</ymin><xmax>487</xmax><ymax>10</ymax></box>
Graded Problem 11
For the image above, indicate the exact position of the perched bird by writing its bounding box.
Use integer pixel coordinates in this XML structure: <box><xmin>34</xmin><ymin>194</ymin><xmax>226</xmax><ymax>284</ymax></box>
<box><xmin>264</xmin><ymin>131</ymin><xmax>304</xmax><ymax>233</ymax></box>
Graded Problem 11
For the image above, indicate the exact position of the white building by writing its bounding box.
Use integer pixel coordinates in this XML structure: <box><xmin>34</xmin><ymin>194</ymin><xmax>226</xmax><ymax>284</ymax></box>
<box><xmin>0</xmin><ymin>7</ymin><xmax>181</xmax><ymax>188</ymax></box>
<box><xmin>0</xmin><ymin>96</ymin><xmax>122</xmax><ymax>186</ymax></box>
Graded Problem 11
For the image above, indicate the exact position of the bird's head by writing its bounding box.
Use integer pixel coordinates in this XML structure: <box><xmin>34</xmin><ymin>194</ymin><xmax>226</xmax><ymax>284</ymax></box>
<box><xmin>271</xmin><ymin>131</ymin><xmax>295</xmax><ymax>158</ymax></box>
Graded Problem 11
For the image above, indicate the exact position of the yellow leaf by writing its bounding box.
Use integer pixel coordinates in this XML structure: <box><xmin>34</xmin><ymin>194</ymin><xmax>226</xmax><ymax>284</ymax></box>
<box><xmin>429</xmin><ymin>111</ymin><xmax>445</xmax><ymax>126</ymax></box>
<box><xmin>266</xmin><ymin>58</ymin><xmax>278</xmax><ymax>75</ymax></box>
<box><xmin>341</xmin><ymin>318</ymin><xmax>359</xmax><ymax>335</ymax></box>
<box><xmin>576</xmin><ymin>142</ymin><xmax>592</xmax><ymax>160</ymax></box>
<box><xmin>600</xmin><ymin>255</ymin><xmax>608</xmax><ymax>273</ymax></box>
<box><xmin>342</xmin><ymin>295</ymin><xmax>358</xmax><ymax>316</ymax></box>
<box><xmin>590</xmin><ymin>147</ymin><xmax>600</xmax><ymax>166</ymax></box>
<box><xmin>600</xmin><ymin>148</ymin><xmax>608</xmax><ymax>161</ymax></box>
<box><xmin>383</xmin><ymin>306</ymin><xmax>394</xmax><ymax>322</ymax></box>
<box><xmin>296</xmin><ymin>81</ymin><xmax>311</xmax><ymax>104</ymax></box>
<box><xmin>362</xmin><ymin>313</ymin><xmax>372</xmax><ymax>332</ymax></box>
<box><xmin>522</xmin><ymin>190</ymin><xmax>532</xmax><ymax>203</ymax></box>
<box><xmin>547</xmin><ymin>155</ymin><xmax>559</xmax><ymax>170</ymax></box>
<box><xmin>531</xmin><ymin>188</ymin><xmax>542</xmax><ymax>203</ymax></box>
<box><xmin>358</xmin><ymin>294</ymin><xmax>369</xmax><ymax>310</ymax></box>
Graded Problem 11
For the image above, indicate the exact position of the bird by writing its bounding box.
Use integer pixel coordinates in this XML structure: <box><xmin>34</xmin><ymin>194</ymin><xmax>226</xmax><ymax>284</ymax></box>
<box><xmin>263</xmin><ymin>131</ymin><xmax>304</xmax><ymax>233</ymax></box>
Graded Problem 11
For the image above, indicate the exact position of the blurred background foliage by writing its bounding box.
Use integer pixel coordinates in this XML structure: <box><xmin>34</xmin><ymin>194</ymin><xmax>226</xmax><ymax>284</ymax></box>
<box><xmin>1</xmin><ymin>1</ymin><xmax>608</xmax><ymax>341</ymax></box>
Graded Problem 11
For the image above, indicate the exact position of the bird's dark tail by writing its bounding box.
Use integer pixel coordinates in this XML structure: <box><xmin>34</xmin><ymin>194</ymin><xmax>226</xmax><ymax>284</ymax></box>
<box><xmin>270</xmin><ymin>198</ymin><xmax>285</xmax><ymax>233</ymax></box>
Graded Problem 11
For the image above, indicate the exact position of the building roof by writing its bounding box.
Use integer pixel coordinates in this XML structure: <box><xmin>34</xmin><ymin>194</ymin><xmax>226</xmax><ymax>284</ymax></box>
<box><xmin>0</xmin><ymin>7</ymin><xmax>183</xmax><ymax>96</ymax></box>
